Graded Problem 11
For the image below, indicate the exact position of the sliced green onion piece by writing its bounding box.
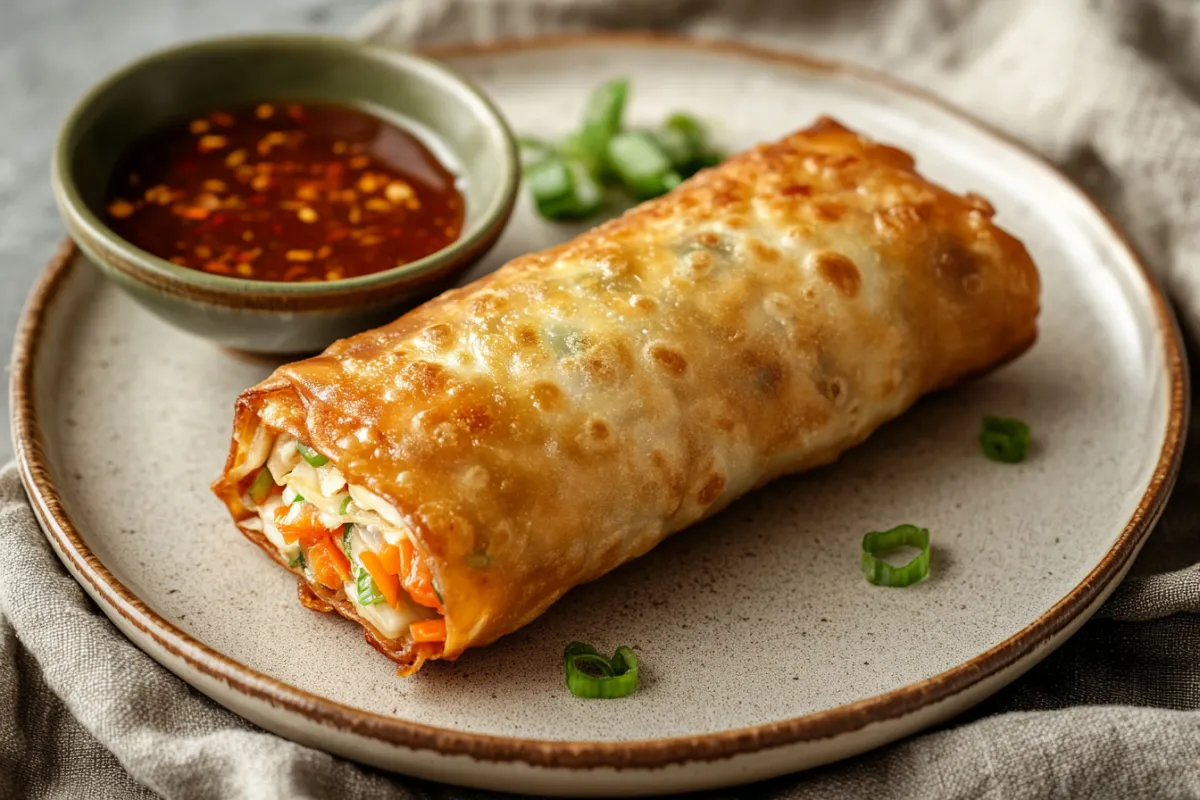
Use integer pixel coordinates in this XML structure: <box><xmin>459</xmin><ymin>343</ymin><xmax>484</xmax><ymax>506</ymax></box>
<box><xmin>607</xmin><ymin>132</ymin><xmax>682</xmax><ymax>200</ymax></box>
<box><xmin>289</xmin><ymin>492</ymin><xmax>305</xmax><ymax>504</ymax></box>
<box><xmin>526</xmin><ymin>157</ymin><xmax>603</xmax><ymax>220</ymax></box>
<box><xmin>566</xmin><ymin>160</ymin><xmax>603</xmax><ymax>215</ymax></box>
<box><xmin>338</xmin><ymin>523</ymin><xmax>382</xmax><ymax>603</ymax></box>
<box><xmin>558</xmin><ymin>132</ymin><xmax>589</xmax><ymax>165</ymax></box>
<box><xmin>655</xmin><ymin>114</ymin><xmax>723</xmax><ymax>178</ymax></box>
<box><xmin>518</xmin><ymin>136</ymin><xmax>556</xmax><ymax>169</ymax></box>
<box><xmin>249</xmin><ymin>467</ymin><xmax>274</xmax><ymax>506</ymax></box>
<box><xmin>571</xmin><ymin>653</ymin><xmax>615</xmax><ymax>678</ymax></box>
<box><xmin>288</xmin><ymin>550</ymin><xmax>305</xmax><ymax>569</ymax></box>
<box><xmin>296</xmin><ymin>442</ymin><xmax>329</xmax><ymax>467</ymax></box>
<box><xmin>339</xmin><ymin>496</ymin><xmax>352</xmax><ymax>515</ymax></box>
<box><xmin>980</xmin><ymin>416</ymin><xmax>1031</xmax><ymax>463</ymax></box>
<box><xmin>862</xmin><ymin>525</ymin><xmax>931</xmax><ymax>587</ymax></box>
<box><xmin>526</xmin><ymin>157</ymin><xmax>572</xmax><ymax>213</ymax></box>
<box><xmin>564</xmin><ymin>642</ymin><xmax>639</xmax><ymax>699</ymax></box>
<box><xmin>653</xmin><ymin>124</ymin><xmax>696</xmax><ymax>170</ymax></box>
<box><xmin>578</xmin><ymin>78</ymin><xmax>629</xmax><ymax>176</ymax></box>
<box><xmin>665</xmin><ymin>113</ymin><xmax>708</xmax><ymax>149</ymax></box>
<box><xmin>659</xmin><ymin>113</ymin><xmax>708</xmax><ymax>168</ymax></box>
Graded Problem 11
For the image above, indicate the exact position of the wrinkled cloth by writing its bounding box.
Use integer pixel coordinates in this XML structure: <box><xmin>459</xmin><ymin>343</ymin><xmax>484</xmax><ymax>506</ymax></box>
<box><xmin>5</xmin><ymin>0</ymin><xmax>1200</xmax><ymax>798</ymax></box>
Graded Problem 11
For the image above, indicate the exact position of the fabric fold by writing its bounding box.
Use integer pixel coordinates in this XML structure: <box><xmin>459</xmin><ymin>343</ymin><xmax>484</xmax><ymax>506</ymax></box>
<box><xmin>4</xmin><ymin>0</ymin><xmax>1200</xmax><ymax>797</ymax></box>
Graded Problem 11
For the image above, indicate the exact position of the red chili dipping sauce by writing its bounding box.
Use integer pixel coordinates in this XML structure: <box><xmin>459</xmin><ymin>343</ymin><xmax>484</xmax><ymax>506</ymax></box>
<box><xmin>103</xmin><ymin>102</ymin><xmax>464</xmax><ymax>282</ymax></box>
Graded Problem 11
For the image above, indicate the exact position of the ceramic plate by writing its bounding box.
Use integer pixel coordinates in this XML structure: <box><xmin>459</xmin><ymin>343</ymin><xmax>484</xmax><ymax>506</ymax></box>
<box><xmin>11</xmin><ymin>35</ymin><xmax>1186</xmax><ymax>796</ymax></box>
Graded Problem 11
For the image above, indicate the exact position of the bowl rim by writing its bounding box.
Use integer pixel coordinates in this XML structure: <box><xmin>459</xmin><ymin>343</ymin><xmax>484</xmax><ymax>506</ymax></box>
<box><xmin>51</xmin><ymin>33</ymin><xmax>520</xmax><ymax>297</ymax></box>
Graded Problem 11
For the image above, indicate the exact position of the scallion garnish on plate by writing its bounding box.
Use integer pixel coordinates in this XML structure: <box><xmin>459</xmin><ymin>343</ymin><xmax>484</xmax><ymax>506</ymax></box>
<box><xmin>862</xmin><ymin>525</ymin><xmax>931</xmax><ymax>587</ymax></box>
<box><xmin>979</xmin><ymin>416</ymin><xmax>1031</xmax><ymax>463</ymax></box>
<box><xmin>520</xmin><ymin>79</ymin><xmax>723</xmax><ymax>221</ymax></box>
<box><xmin>563</xmin><ymin>642</ymin><xmax>639</xmax><ymax>699</ymax></box>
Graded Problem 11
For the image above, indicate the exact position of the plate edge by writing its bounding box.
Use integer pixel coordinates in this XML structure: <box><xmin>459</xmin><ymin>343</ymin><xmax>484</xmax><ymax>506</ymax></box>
<box><xmin>9</xmin><ymin>32</ymin><xmax>1190</xmax><ymax>772</ymax></box>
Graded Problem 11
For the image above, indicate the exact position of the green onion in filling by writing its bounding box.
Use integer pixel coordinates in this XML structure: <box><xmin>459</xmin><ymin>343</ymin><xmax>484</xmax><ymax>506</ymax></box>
<box><xmin>296</xmin><ymin>442</ymin><xmax>329</xmax><ymax>467</ymax></box>
<box><xmin>288</xmin><ymin>550</ymin><xmax>305</xmax><ymax>569</ymax></box>
<box><xmin>979</xmin><ymin>416</ymin><xmax>1031</xmax><ymax>463</ymax></box>
<box><xmin>862</xmin><ymin>525</ymin><xmax>931</xmax><ymax>587</ymax></box>
<box><xmin>249</xmin><ymin>467</ymin><xmax>274</xmax><ymax>506</ymax></box>
<box><xmin>340</xmin><ymin>523</ymin><xmax>384</xmax><ymax>605</ymax></box>
<box><xmin>339</xmin><ymin>496</ymin><xmax>352</xmax><ymax>515</ymax></box>
<box><xmin>355</xmin><ymin>563</ymin><xmax>386</xmax><ymax>606</ymax></box>
<box><xmin>564</xmin><ymin>641</ymin><xmax>639</xmax><ymax>699</ymax></box>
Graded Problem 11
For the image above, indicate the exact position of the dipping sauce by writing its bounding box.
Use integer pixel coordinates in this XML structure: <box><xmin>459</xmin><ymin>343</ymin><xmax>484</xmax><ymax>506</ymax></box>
<box><xmin>103</xmin><ymin>102</ymin><xmax>464</xmax><ymax>282</ymax></box>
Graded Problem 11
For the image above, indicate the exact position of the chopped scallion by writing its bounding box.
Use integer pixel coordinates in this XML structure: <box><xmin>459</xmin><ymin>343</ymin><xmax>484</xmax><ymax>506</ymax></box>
<box><xmin>525</xmin><ymin>157</ymin><xmax>603</xmax><ymax>220</ymax></box>
<box><xmin>249</xmin><ymin>467</ymin><xmax>274</xmax><ymax>506</ymax></box>
<box><xmin>607</xmin><ymin>132</ymin><xmax>682</xmax><ymax>200</ymax></box>
<box><xmin>862</xmin><ymin>525</ymin><xmax>931</xmax><ymax>587</ymax></box>
<box><xmin>980</xmin><ymin>416</ymin><xmax>1031</xmax><ymax>463</ymax></box>
<box><xmin>656</xmin><ymin>113</ymin><xmax>724</xmax><ymax>178</ymax></box>
<box><xmin>339</xmin><ymin>496</ymin><xmax>352</xmax><ymax>515</ymax></box>
<box><xmin>296</xmin><ymin>442</ymin><xmax>328</xmax><ymax>467</ymax></box>
<box><xmin>558</xmin><ymin>132</ymin><xmax>589</xmax><ymax>165</ymax></box>
<box><xmin>578</xmin><ymin>78</ymin><xmax>629</xmax><ymax>176</ymax></box>
<box><xmin>355</xmin><ymin>563</ymin><xmax>385</xmax><ymax>605</ymax></box>
<box><xmin>339</xmin><ymin>523</ymin><xmax>384</xmax><ymax>605</ymax></box>
<box><xmin>288</xmin><ymin>550</ymin><xmax>305</xmax><ymax>570</ymax></box>
<box><xmin>518</xmin><ymin>79</ymin><xmax>718</xmax><ymax>220</ymax></box>
<box><xmin>518</xmin><ymin>136</ymin><xmax>556</xmax><ymax>169</ymax></box>
<box><xmin>564</xmin><ymin>642</ymin><xmax>639</xmax><ymax>699</ymax></box>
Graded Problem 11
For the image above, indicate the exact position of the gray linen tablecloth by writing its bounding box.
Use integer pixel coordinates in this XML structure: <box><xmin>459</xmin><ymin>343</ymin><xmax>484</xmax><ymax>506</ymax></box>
<box><xmin>4</xmin><ymin>0</ymin><xmax>1200</xmax><ymax>797</ymax></box>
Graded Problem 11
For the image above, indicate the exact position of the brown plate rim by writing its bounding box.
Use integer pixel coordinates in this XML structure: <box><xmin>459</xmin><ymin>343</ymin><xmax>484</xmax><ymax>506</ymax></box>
<box><xmin>11</xmin><ymin>32</ymin><xmax>1189</xmax><ymax>772</ymax></box>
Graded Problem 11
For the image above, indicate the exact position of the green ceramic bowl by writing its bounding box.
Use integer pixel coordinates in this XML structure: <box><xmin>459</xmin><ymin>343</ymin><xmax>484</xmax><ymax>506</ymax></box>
<box><xmin>52</xmin><ymin>35</ymin><xmax>519</xmax><ymax>354</ymax></box>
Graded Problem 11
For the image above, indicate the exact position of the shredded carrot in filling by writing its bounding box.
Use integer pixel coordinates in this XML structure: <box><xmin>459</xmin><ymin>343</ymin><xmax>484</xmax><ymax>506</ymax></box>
<box><xmin>410</xmin><ymin>619</ymin><xmax>446</xmax><ymax>643</ymax></box>
<box><xmin>274</xmin><ymin>504</ymin><xmax>328</xmax><ymax>546</ymax></box>
<box><xmin>308</xmin><ymin>538</ymin><xmax>351</xmax><ymax>589</ymax></box>
<box><xmin>378</xmin><ymin>544</ymin><xmax>403</xmax><ymax>575</ymax></box>
<box><xmin>397</xmin><ymin>539</ymin><xmax>443</xmax><ymax>612</ymax></box>
<box><xmin>358</xmin><ymin>550</ymin><xmax>402</xmax><ymax>609</ymax></box>
<box><xmin>264</xmin><ymin>490</ymin><xmax>445</xmax><ymax>646</ymax></box>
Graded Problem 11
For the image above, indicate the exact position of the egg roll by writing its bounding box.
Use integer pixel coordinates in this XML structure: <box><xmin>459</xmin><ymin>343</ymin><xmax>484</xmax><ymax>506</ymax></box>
<box><xmin>212</xmin><ymin>117</ymin><xmax>1040</xmax><ymax>674</ymax></box>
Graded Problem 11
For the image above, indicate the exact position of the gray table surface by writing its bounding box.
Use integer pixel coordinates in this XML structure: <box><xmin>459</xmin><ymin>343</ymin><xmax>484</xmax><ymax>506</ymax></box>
<box><xmin>0</xmin><ymin>0</ymin><xmax>379</xmax><ymax>464</ymax></box>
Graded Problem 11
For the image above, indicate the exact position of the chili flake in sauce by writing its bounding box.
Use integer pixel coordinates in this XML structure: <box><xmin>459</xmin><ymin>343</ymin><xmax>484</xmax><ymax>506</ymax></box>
<box><xmin>103</xmin><ymin>102</ymin><xmax>465</xmax><ymax>282</ymax></box>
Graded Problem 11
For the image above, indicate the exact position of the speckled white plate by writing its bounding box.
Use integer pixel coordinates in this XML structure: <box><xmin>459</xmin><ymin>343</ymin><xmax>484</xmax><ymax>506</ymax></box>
<box><xmin>12</xmin><ymin>34</ymin><xmax>1187</xmax><ymax>796</ymax></box>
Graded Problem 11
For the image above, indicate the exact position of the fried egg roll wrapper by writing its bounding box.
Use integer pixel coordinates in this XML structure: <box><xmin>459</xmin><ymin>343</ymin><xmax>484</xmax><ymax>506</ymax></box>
<box><xmin>213</xmin><ymin>117</ymin><xmax>1040</xmax><ymax>668</ymax></box>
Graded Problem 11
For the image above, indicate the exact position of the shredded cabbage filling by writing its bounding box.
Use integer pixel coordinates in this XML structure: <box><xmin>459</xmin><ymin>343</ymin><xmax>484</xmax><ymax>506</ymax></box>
<box><xmin>244</xmin><ymin>434</ymin><xmax>441</xmax><ymax>643</ymax></box>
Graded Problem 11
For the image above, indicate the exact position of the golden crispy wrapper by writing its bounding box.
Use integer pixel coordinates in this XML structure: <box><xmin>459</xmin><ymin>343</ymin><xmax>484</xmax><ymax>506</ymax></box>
<box><xmin>213</xmin><ymin>118</ymin><xmax>1040</xmax><ymax>670</ymax></box>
